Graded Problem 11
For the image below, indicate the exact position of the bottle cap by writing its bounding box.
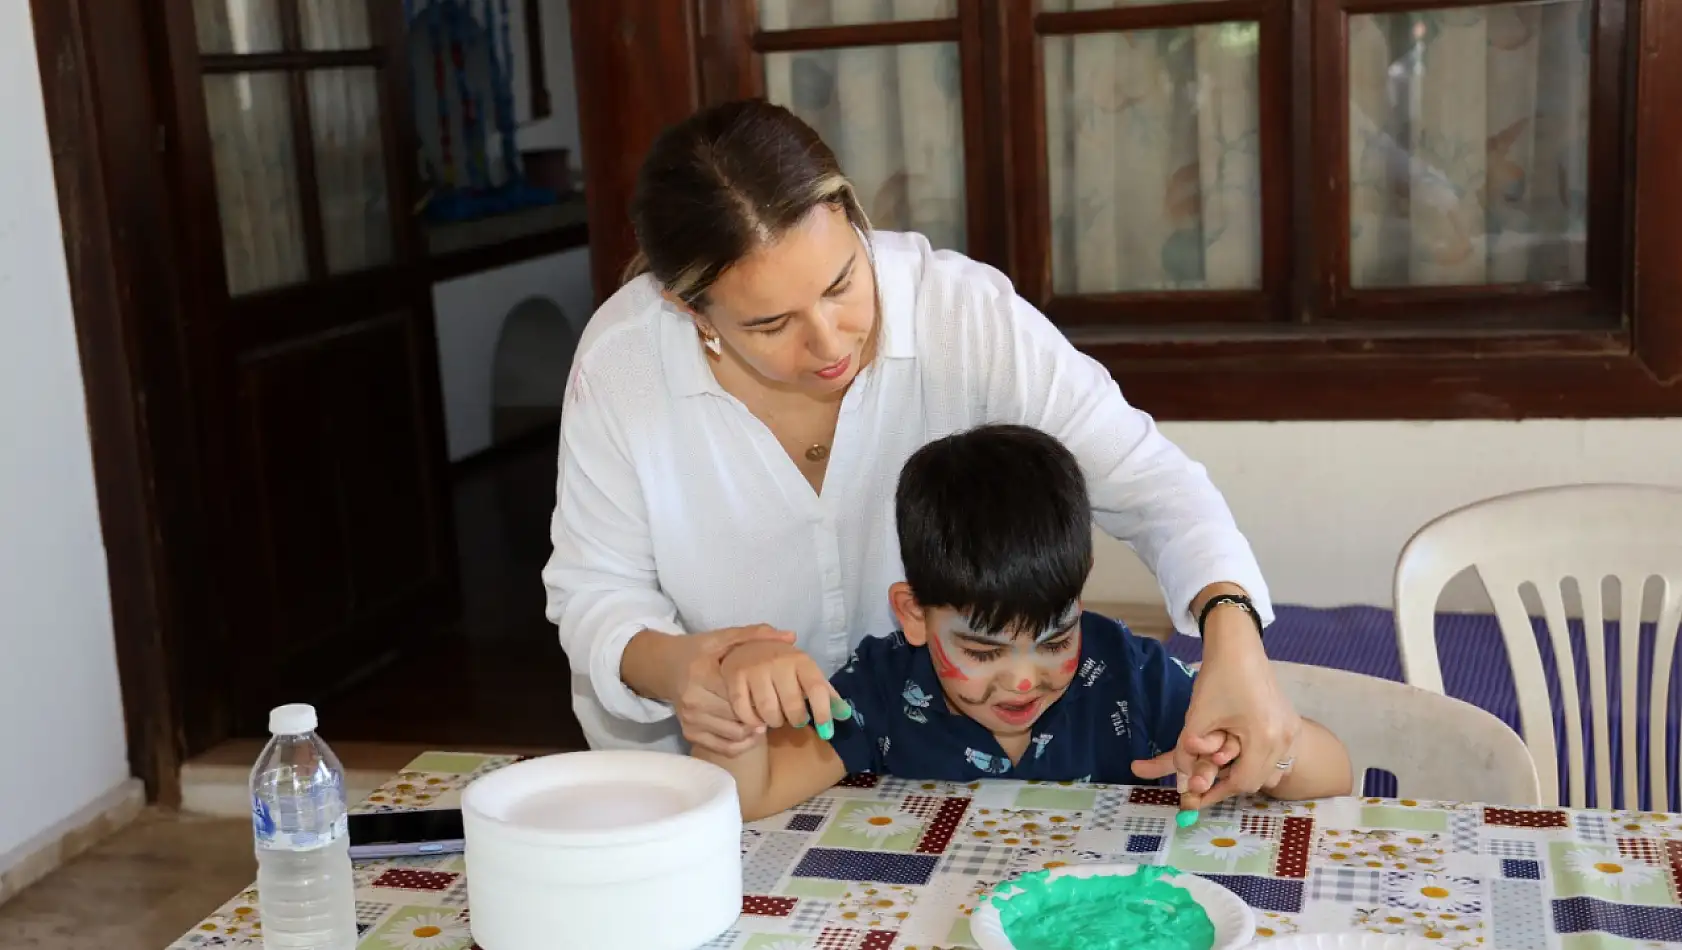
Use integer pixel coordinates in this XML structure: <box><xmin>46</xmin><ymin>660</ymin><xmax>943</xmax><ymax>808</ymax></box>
<box><xmin>268</xmin><ymin>703</ymin><xmax>319</xmax><ymax>736</ymax></box>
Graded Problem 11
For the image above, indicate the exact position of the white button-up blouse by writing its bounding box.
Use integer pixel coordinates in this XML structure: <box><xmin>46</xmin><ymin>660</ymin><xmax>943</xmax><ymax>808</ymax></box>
<box><xmin>543</xmin><ymin>231</ymin><xmax>1272</xmax><ymax>753</ymax></box>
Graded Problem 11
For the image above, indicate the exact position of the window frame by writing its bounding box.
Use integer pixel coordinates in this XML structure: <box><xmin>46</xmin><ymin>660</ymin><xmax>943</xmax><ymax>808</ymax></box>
<box><xmin>696</xmin><ymin>0</ymin><xmax>1682</xmax><ymax>419</ymax></box>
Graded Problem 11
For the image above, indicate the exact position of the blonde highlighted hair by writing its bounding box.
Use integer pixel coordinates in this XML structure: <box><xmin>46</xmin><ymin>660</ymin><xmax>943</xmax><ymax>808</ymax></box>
<box><xmin>624</xmin><ymin>100</ymin><xmax>871</xmax><ymax>308</ymax></box>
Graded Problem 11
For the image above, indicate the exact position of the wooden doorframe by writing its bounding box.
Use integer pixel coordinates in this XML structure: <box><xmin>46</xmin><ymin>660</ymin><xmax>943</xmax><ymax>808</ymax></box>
<box><xmin>27</xmin><ymin>0</ymin><xmax>218</xmax><ymax>806</ymax></box>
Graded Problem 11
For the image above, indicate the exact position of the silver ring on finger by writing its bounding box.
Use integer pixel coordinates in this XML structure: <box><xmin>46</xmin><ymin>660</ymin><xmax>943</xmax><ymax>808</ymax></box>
<box><xmin>1274</xmin><ymin>756</ymin><xmax>1296</xmax><ymax>772</ymax></box>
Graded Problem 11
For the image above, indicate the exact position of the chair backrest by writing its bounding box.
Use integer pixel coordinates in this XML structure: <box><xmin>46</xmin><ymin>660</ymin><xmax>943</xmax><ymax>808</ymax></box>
<box><xmin>1274</xmin><ymin>662</ymin><xmax>1540</xmax><ymax>805</ymax></box>
<box><xmin>1393</xmin><ymin>484</ymin><xmax>1682</xmax><ymax>810</ymax></box>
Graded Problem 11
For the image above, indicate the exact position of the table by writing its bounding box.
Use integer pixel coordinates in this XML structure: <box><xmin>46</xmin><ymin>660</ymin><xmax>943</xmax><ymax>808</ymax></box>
<box><xmin>170</xmin><ymin>751</ymin><xmax>1682</xmax><ymax>950</ymax></box>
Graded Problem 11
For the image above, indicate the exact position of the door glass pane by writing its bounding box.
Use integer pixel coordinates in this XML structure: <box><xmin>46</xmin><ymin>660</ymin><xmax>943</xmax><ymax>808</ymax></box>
<box><xmin>763</xmin><ymin>42</ymin><xmax>966</xmax><ymax>252</ymax></box>
<box><xmin>203</xmin><ymin>73</ymin><xmax>309</xmax><ymax>295</ymax></box>
<box><xmin>300</xmin><ymin>0</ymin><xmax>373</xmax><ymax>51</ymax></box>
<box><xmin>1041</xmin><ymin>0</ymin><xmax>1225</xmax><ymax>8</ymax></box>
<box><xmin>1044</xmin><ymin>24</ymin><xmax>1262</xmax><ymax>294</ymax></box>
<box><xmin>760</xmin><ymin>0</ymin><xmax>955</xmax><ymax>29</ymax></box>
<box><xmin>308</xmin><ymin>69</ymin><xmax>394</xmax><ymax>274</ymax></box>
<box><xmin>193</xmin><ymin>0</ymin><xmax>284</xmax><ymax>54</ymax></box>
<box><xmin>1349</xmin><ymin>0</ymin><xmax>1590</xmax><ymax>288</ymax></box>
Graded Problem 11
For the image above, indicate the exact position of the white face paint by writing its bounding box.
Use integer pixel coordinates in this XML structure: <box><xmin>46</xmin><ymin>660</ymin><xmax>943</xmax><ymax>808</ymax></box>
<box><xmin>924</xmin><ymin>603</ymin><xmax>1083</xmax><ymax>736</ymax></box>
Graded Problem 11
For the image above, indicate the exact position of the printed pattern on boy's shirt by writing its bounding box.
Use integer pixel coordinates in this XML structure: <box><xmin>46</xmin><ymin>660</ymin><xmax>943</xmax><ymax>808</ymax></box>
<box><xmin>824</xmin><ymin>612</ymin><xmax>1197</xmax><ymax>785</ymax></box>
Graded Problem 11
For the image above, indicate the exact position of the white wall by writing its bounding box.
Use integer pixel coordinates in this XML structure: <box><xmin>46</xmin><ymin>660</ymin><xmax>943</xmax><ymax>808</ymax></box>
<box><xmin>0</xmin><ymin>2</ymin><xmax>132</xmax><ymax>867</ymax></box>
<box><xmin>1084</xmin><ymin>419</ymin><xmax>1682</xmax><ymax>611</ymax></box>
<box><xmin>512</xmin><ymin>0</ymin><xmax>582</xmax><ymax>163</ymax></box>
<box><xmin>433</xmin><ymin>247</ymin><xmax>594</xmax><ymax>460</ymax></box>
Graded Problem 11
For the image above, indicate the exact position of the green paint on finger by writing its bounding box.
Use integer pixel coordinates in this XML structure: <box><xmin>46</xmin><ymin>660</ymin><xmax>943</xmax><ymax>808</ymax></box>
<box><xmin>1175</xmin><ymin>810</ymin><xmax>1200</xmax><ymax>828</ymax></box>
<box><xmin>816</xmin><ymin>720</ymin><xmax>835</xmax><ymax>741</ymax></box>
<box><xmin>831</xmin><ymin>697</ymin><xmax>853</xmax><ymax>721</ymax></box>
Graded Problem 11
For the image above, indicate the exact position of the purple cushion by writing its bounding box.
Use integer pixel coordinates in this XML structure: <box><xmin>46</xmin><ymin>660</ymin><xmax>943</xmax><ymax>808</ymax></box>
<box><xmin>1163</xmin><ymin>605</ymin><xmax>1681</xmax><ymax>809</ymax></box>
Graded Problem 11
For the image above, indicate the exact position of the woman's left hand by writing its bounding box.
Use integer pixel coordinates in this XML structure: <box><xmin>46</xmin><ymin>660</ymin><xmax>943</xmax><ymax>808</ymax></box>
<box><xmin>1173</xmin><ymin>604</ymin><xmax>1301</xmax><ymax>806</ymax></box>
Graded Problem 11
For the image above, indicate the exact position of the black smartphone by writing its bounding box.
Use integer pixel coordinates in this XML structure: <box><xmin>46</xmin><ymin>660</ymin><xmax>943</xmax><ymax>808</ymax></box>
<box><xmin>347</xmin><ymin>808</ymin><xmax>466</xmax><ymax>861</ymax></box>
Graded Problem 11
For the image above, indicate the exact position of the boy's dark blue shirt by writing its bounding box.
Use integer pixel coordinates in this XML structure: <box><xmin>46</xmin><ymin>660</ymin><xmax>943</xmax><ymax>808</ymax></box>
<box><xmin>825</xmin><ymin>612</ymin><xmax>1196</xmax><ymax>782</ymax></box>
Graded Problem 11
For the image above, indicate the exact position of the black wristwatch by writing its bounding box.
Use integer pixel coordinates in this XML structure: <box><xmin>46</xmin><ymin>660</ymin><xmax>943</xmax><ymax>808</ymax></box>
<box><xmin>1197</xmin><ymin>593</ymin><xmax>1263</xmax><ymax>639</ymax></box>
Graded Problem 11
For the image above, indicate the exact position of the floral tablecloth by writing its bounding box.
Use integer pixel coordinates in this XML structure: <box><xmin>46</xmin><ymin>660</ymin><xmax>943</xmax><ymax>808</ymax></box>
<box><xmin>169</xmin><ymin>751</ymin><xmax>1682</xmax><ymax>950</ymax></box>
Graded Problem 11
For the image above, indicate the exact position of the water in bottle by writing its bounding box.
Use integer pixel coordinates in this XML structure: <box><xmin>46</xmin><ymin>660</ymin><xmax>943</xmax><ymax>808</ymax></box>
<box><xmin>252</xmin><ymin>703</ymin><xmax>358</xmax><ymax>950</ymax></box>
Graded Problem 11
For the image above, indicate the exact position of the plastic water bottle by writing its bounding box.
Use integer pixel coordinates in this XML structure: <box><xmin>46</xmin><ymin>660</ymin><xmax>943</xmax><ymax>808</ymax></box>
<box><xmin>252</xmin><ymin>704</ymin><xmax>357</xmax><ymax>950</ymax></box>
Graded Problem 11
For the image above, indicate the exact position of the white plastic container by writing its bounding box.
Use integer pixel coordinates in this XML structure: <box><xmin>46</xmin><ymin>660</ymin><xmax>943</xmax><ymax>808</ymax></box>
<box><xmin>462</xmin><ymin>751</ymin><xmax>743</xmax><ymax>950</ymax></box>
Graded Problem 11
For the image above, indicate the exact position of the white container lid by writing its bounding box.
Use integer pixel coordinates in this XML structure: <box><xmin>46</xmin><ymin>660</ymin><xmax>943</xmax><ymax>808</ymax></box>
<box><xmin>464</xmin><ymin>751</ymin><xmax>737</xmax><ymax>849</ymax></box>
<box><xmin>268</xmin><ymin>703</ymin><xmax>318</xmax><ymax>736</ymax></box>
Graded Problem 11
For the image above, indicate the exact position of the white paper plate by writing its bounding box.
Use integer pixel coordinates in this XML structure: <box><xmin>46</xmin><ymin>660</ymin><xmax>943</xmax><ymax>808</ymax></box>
<box><xmin>1254</xmin><ymin>934</ymin><xmax>1442</xmax><ymax>950</ymax></box>
<box><xmin>971</xmin><ymin>863</ymin><xmax>1256</xmax><ymax>950</ymax></box>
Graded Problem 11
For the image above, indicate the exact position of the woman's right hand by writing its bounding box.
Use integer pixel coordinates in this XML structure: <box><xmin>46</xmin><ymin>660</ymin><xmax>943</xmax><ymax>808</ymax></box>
<box><xmin>718</xmin><ymin>639</ymin><xmax>844</xmax><ymax>735</ymax></box>
<box><xmin>659</xmin><ymin>625</ymin><xmax>797</xmax><ymax>756</ymax></box>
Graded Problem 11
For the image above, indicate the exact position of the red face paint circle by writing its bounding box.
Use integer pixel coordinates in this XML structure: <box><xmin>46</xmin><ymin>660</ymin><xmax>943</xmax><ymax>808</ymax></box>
<box><xmin>1016</xmin><ymin>679</ymin><xmax>1033</xmax><ymax>692</ymax></box>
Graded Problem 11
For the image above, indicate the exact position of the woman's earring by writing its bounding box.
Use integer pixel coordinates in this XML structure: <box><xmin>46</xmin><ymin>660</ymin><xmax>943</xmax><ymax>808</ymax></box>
<box><xmin>697</xmin><ymin>325</ymin><xmax>723</xmax><ymax>357</ymax></box>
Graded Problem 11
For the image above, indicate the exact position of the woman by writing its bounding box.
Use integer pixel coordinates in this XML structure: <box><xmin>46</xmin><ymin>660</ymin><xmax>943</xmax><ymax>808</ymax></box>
<box><xmin>544</xmin><ymin>99</ymin><xmax>1298</xmax><ymax>805</ymax></box>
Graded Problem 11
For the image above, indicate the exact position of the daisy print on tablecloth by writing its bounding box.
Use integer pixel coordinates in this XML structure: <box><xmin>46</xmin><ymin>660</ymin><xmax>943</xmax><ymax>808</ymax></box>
<box><xmin>186</xmin><ymin>892</ymin><xmax>262</xmax><ymax>940</ymax></box>
<box><xmin>1006</xmin><ymin>847</ymin><xmax>1107</xmax><ymax>876</ymax></box>
<box><xmin>839</xmin><ymin>804</ymin><xmax>925</xmax><ymax>841</ymax></box>
<box><xmin>1609</xmin><ymin>811</ymin><xmax>1682</xmax><ymax>837</ymax></box>
<box><xmin>964</xmin><ymin>808</ymin><xmax>1081</xmax><ymax>847</ymax></box>
<box><xmin>957</xmin><ymin>877</ymin><xmax>999</xmax><ymax>917</ymax></box>
<box><xmin>744</xmin><ymin>937</ymin><xmax>814</xmax><ymax>950</ymax></box>
<box><xmin>831</xmin><ymin>883</ymin><xmax>919</xmax><ymax>928</ymax></box>
<box><xmin>1227</xmin><ymin>797</ymin><xmax>1319</xmax><ymax>817</ymax></box>
<box><xmin>1352</xmin><ymin>908</ymin><xmax>1486</xmax><ymax>949</ymax></box>
<box><xmin>371</xmin><ymin>908</ymin><xmax>471</xmax><ymax>950</ymax></box>
<box><xmin>1559</xmin><ymin>845</ymin><xmax>1664</xmax><ymax>898</ymax></box>
<box><xmin>1362</xmin><ymin>797</ymin><xmax>1458</xmax><ymax>811</ymax></box>
<box><xmin>1316</xmin><ymin>829</ymin><xmax>1448</xmax><ymax>871</ymax></box>
<box><xmin>1381</xmin><ymin>872</ymin><xmax>1483</xmax><ymax>914</ymax></box>
<box><xmin>360</xmin><ymin>773</ymin><xmax>455</xmax><ymax>811</ymax></box>
<box><xmin>1187</xmin><ymin>824</ymin><xmax>1268</xmax><ymax>859</ymax></box>
<box><xmin>1252</xmin><ymin>912</ymin><xmax>1302</xmax><ymax>940</ymax></box>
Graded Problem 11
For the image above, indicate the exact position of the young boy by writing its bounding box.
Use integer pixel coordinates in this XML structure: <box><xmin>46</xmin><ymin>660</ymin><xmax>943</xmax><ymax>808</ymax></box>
<box><xmin>695</xmin><ymin>425</ymin><xmax>1351</xmax><ymax>821</ymax></box>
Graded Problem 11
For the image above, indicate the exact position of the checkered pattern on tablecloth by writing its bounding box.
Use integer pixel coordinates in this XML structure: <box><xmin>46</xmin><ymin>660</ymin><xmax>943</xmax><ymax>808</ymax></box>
<box><xmin>1487</xmin><ymin>838</ymin><xmax>1539</xmax><ymax>859</ymax></box>
<box><xmin>695</xmin><ymin>930</ymin><xmax>738</xmax><ymax>949</ymax></box>
<box><xmin>1309</xmin><ymin>867</ymin><xmax>1383</xmax><ymax>904</ymax></box>
<box><xmin>1576</xmin><ymin>810</ymin><xmax>1611</xmax><ymax>844</ymax></box>
<box><xmin>787</xmin><ymin>898</ymin><xmax>835</xmax><ymax>933</ymax></box>
<box><xmin>937</xmin><ymin>840</ymin><xmax>1016</xmax><ymax>879</ymax></box>
<box><xmin>168</xmin><ymin>752</ymin><xmax>1682</xmax><ymax>950</ymax></box>
<box><xmin>1450</xmin><ymin>809</ymin><xmax>1482</xmax><ymax>852</ymax></box>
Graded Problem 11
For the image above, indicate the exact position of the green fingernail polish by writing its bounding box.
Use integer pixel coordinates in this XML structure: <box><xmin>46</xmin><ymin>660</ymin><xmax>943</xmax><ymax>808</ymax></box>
<box><xmin>816</xmin><ymin>721</ymin><xmax>835</xmax><ymax>741</ymax></box>
<box><xmin>831</xmin><ymin>697</ymin><xmax>853</xmax><ymax>721</ymax></box>
<box><xmin>1175</xmin><ymin>810</ymin><xmax>1200</xmax><ymax>828</ymax></box>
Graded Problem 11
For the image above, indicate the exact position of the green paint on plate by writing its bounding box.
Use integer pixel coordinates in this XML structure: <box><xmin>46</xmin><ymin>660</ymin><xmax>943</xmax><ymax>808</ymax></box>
<box><xmin>1176</xmin><ymin>810</ymin><xmax>1200</xmax><ymax>828</ymax></box>
<box><xmin>990</xmin><ymin>866</ymin><xmax>1215</xmax><ymax>950</ymax></box>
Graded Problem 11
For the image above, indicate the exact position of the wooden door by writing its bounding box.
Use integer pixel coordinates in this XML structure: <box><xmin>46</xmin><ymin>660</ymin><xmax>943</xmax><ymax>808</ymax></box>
<box><xmin>162</xmin><ymin>0</ymin><xmax>457</xmax><ymax>734</ymax></box>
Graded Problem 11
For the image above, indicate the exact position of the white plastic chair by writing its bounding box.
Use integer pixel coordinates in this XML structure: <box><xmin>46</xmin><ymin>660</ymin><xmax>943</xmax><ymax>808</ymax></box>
<box><xmin>1274</xmin><ymin>662</ymin><xmax>1540</xmax><ymax>805</ymax></box>
<box><xmin>1393</xmin><ymin>484</ymin><xmax>1682</xmax><ymax>810</ymax></box>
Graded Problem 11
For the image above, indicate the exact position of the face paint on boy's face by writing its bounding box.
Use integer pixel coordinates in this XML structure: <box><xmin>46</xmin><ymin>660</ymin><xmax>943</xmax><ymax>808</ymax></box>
<box><xmin>926</xmin><ymin>604</ymin><xmax>1083</xmax><ymax>734</ymax></box>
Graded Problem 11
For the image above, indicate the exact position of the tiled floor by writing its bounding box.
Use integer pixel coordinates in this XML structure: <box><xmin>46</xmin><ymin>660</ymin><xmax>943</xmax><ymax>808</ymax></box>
<box><xmin>0</xmin><ymin>810</ymin><xmax>251</xmax><ymax>950</ymax></box>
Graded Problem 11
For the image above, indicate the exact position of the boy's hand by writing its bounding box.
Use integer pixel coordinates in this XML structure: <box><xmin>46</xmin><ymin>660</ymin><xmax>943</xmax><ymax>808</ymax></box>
<box><xmin>668</xmin><ymin>625</ymin><xmax>797</xmax><ymax>756</ymax></box>
<box><xmin>719</xmin><ymin>639</ymin><xmax>844</xmax><ymax>734</ymax></box>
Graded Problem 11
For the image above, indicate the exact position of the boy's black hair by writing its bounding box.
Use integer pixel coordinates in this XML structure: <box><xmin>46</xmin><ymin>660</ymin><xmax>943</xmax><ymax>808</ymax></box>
<box><xmin>895</xmin><ymin>424</ymin><xmax>1091</xmax><ymax>637</ymax></box>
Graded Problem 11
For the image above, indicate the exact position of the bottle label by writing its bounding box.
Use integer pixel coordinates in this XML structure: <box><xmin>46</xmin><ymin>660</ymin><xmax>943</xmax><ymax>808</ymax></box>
<box><xmin>253</xmin><ymin>805</ymin><xmax>348</xmax><ymax>852</ymax></box>
<box><xmin>252</xmin><ymin>773</ymin><xmax>348</xmax><ymax>852</ymax></box>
